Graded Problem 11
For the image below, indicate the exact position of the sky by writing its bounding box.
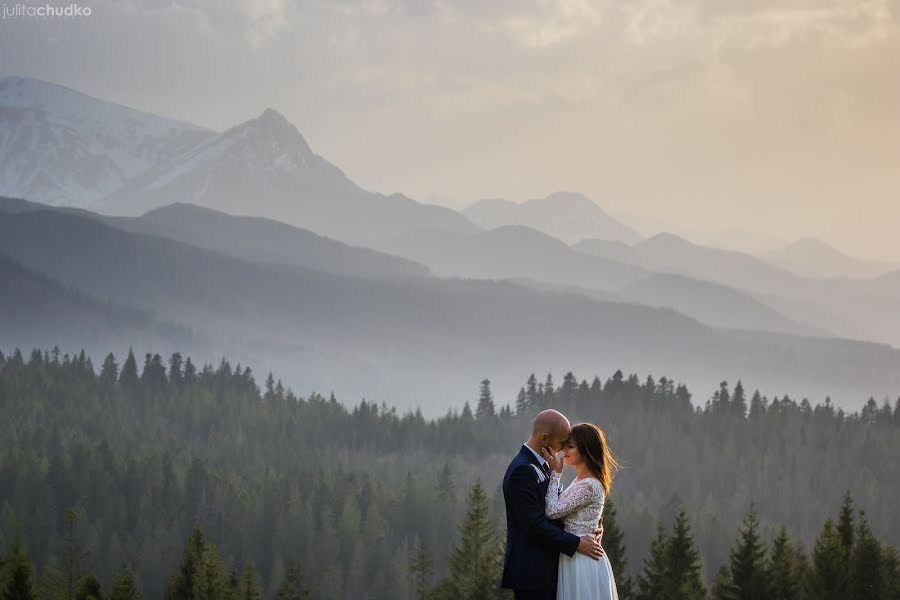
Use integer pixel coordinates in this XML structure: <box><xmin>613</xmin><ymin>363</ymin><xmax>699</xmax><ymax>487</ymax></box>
<box><xmin>2</xmin><ymin>0</ymin><xmax>899</xmax><ymax>259</ymax></box>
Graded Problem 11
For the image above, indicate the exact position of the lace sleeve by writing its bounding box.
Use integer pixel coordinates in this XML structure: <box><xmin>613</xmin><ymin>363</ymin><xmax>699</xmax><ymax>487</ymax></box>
<box><xmin>545</xmin><ymin>473</ymin><xmax>599</xmax><ymax>520</ymax></box>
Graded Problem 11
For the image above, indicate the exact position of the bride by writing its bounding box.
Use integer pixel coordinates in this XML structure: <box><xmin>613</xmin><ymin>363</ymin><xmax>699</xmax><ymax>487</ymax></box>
<box><xmin>541</xmin><ymin>423</ymin><xmax>620</xmax><ymax>600</ymax></box>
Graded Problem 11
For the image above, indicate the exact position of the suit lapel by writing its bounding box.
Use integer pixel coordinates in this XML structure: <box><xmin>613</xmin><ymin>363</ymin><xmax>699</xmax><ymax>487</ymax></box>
<box><xmin>519</xmin><ymin>445</ymin><xmax>551</xmax><ymax>500</ymax></box>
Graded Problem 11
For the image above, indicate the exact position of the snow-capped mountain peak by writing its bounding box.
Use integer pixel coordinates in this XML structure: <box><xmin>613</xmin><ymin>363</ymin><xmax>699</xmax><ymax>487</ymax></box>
<box><xmin>218</xmin><ymin>108</ymin><xmax>315</xmax><ymax>173</ymax></box>
<box><xmin>0</xmin><ymin>76</ymin><xmax>212</xmax><ymax>207</ymax></box>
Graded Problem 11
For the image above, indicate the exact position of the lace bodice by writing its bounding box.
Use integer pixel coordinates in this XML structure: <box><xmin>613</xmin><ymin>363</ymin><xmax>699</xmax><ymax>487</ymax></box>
<box><xmin>545</xmin><ymin>471</ymin><xmax>605</xmax><ymax>536</ymax></box>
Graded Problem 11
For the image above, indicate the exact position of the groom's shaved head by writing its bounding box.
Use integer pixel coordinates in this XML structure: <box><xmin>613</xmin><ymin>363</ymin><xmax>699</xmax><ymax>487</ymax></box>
<box><xmin>532</xmin><ymin>409</ymin><xmax>570</xmax><ymax>438</ymax></box>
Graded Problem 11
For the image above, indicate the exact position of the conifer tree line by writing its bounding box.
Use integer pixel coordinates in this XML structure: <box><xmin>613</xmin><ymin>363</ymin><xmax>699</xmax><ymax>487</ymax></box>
<box><xmin>4</xmin><ymin>486</ymin><xmax>898</xmax><ymax>599</ymax></box>
<box><xmin>1</xmin><ymin>346</ymin><xmax>898</xmax><ymax>598</ymax></box>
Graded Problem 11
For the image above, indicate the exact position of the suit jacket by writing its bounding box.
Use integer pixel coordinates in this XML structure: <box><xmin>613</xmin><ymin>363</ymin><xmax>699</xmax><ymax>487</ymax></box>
<box><xmin>501</xmin><ymin>445</ymin><xmax>580</xmax><ymax>591</ymax></box>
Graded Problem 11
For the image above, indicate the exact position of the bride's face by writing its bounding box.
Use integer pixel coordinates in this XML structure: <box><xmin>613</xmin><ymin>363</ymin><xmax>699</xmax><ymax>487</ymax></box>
<box><xmin>561</xmin><ymin>439</ymin><xmax>582</xmax><ymax>466</ymax></box>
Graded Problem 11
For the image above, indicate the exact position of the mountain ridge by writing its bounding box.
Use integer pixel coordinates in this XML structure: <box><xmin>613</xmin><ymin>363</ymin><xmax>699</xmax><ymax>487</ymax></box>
<box><xmin>3</xmin><ymin>205</ymin><xmax>900</xmax><ymax>411</ymax></box>
<box><xmin>463</xmin><ymin>191</ymin><xmax>641</xmax><ymax>244</ymax></box>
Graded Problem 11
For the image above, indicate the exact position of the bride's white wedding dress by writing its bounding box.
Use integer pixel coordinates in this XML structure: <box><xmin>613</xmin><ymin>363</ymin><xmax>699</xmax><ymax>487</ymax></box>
<box><xmin>546</xmin><ymin>471</ymin><xmax>619</xmax><ymax>600</ymax></box>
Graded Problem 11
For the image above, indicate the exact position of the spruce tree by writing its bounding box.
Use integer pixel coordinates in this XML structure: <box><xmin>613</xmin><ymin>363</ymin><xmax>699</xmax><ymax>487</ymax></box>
<box><xmin>475</xmin><ymin>379</ymin><xmax>495</xmax><ymax>420</ymax></box>
<box><xmin>408</xmin><ymin>539</ymin><xmax>434</xmax><ymax>600</ymax></box>
<box><xmin>108</xmin><ymin>565</ymin><xmax>142</xmax><ymax>600</ymax></box>
<box><xmin>710</xmin><ymin>565</ymin><xmax>740</xmax><ymax>600</ymax></box>
<box><xmin>848</xmin><ymin>512</ymin><xmax>882</xmax><ymax>600</ymax></box>
<box><xmin>732</xmin><ymin>381</ymin><xmax>747</xmax><ymax>418</ymax></box>
<box><xmin>2</xmin><ymin>531</ymin><xmax>39</xmax><ymax>600</ymax></box>
<box><xmin>119</xmin><ymin>349</ymin><xmax>138</xmax><ymax>389</ymax></box>
<box><xmin>44</xmin><ymin>508</ymin><xmax>91</xmax><ymax>600</ymax></box>
<box><xmin>664</xmin><ymin>510</ymin><xmax>706</xmax><ymax>599</ymax></box>
<box><xmin>99</xmin><ymin>354</ymin><xmax>118</xmax><ymax>391</ymax></box>
<box><xmin>880</xmin><ymin>545</ymin><xmax>900</xmax><ymax>600</ymax></box>
<box><xmin>274</xmin><ymin>563</ymin><xmax>310</xmax><ymax>600</ymax></box>
<box><xmin>601</xmin><ymin>498</ymin><xmax>633</xmax><ymax>600</ymax></box>
<box><xmin>436</xmin><ymin>482</ymin><xmax>505</xmax><ymax>600</ymax></box>
<box><xmin>635</xmin><ymin>524</ymin><xmax>667</xmax><ymax>600</ymax></box>
<box><xmin>240</xmin><ymin>561</ymin><xmax>262</xmax><ymax>600</ymax></box>
<box><xmin>811</xmin><ymin>519</ymin><xmax>847</xmax><ymax>599</ymax></box>
<box><xmin>748</xmin><ymin>390</ymin><xmax>766</xmax><ymax>421</ymax></box>
<box><xmin>837</xmin><ymin>492</ymin><xmax>855</xmax><ymax>554</ymax></box>
<box><xmin>190</xmin><ymin>544</ymin><xmax>227</xmax><ymax>600</ymax></box>
<box><xmin>515</xmin><ymin>387</ymin><xmax>528</xmax><ymax>417</ymax></box>
<box><xmin>436</xmin><ymin>462</ymin><xmax>455</xmax><ymax>503</ymax></box>
<box><xmin>526</xmin><ymin>374</ymin><xmax>539</xmax><ymax>413</ymax></box>
<box><xmin>165</xmin><ymin>528</ymin><xmax>207</xmax><ymax>600</ymax></box>
<box><xmin>729</xmin><ymin>505</ymin><xmax>767</xmax><ymax>599</ymax></box>
<box><xmin>542</xmin><ymin>373</ymin><xmax>555</xmax><ymax>409</ymax></box>
<box><xmin>226</xmin><ymin>566</ymin><xmax>239</xmax><ymax>600</ymax></box>
<box><xmin>766</xmin><ymin>527</ymin><xmax>800</xmax><ymax>600</ymax></box>
<box><xmin>75</xmin><ymin>574</ymin><xmax>103</xmax><ymax>600</ymax></box>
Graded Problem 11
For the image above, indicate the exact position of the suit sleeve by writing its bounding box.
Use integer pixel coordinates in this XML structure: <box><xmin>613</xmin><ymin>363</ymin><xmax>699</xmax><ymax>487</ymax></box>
<box><xmin>508</xmin><ymin>464</ymin><xmax>580</xmax><ymax>557</ymax></box>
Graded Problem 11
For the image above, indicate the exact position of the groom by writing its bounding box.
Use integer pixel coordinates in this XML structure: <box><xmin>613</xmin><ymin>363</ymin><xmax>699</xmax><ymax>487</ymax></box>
<box><xmin>501</xmin><ymin>409</ymin><xmax>604</xmax><ymax>600</ymax></box>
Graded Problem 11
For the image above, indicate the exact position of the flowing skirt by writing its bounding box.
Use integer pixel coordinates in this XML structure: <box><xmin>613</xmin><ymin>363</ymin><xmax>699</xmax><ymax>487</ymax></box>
<box><xmin>557</xmin><ymin>552</ymin><xmax>618</xmax><ymax>600</ymax></box>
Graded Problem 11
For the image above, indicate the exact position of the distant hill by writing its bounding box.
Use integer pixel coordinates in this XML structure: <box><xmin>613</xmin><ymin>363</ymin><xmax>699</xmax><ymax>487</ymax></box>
<box><xmin>111</xmin><ymin>203</ymin><xmax>431</xmax><ymax>280</ymax></box>
<box><xmin>872</xmin><ymin>268</ymin><xmax>900</xmax><ymax>297</ymax></box>
<box><xmin>0</xmin><ymin>197</ymin><xmax>431</xmax><ymax>280</ymax></box>
<box><xmin>97</xmin><ymin>108</ymin><xmax>479</xmax><ymax>245</ymax></box>
<box><xmin>2</xmin><ymin>207</ymin><xmax>900</xmax><ymax>411</ymax></box>
<box><xmin>374</xmin><ymin>224</ymin><xmax>648</xmax><ymax>290</ymax></box>
<box><xmin>0</xmin><ymin>255</ymin><xmax>193</xmax><ymax>352</ymax></box>
<box><xmin>619</xmin><ymin>273</ymin><xmax>826</xmax><ymax>336</ymax></box>
<box><xmin>463</xmin><ymin>191</ymin><xmax>641</xmax><ymax>244</ymax></box>
<box><xmin>579</xmin><ymin>230</ymin><xmax>900</xmax><ymax>347</ymax></box>
<box><xmin>761</xmin><ymin>237</ymin><xmax>898</xmax><ymax>279</ymax></box>
<box><xmin>573</xmin><ymin>237</ymin><xmax>656</xmax><ymax>268</ymax></box>
<box><xmin>635</xmin><ymin>232</ymin><xmax>804</xmax><ymax>292</ymax></box>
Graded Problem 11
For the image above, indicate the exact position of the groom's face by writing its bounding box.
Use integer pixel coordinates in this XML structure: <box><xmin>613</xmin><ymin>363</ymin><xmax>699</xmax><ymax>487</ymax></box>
<box><xmin>546</xmin><ymin>424</ymin><xmax>571</xmax><ymax>454</ymax></box>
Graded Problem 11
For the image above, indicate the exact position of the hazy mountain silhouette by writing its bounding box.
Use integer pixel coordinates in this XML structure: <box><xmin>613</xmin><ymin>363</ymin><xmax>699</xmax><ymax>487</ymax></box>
<box><xmin>761</xmin><ymin>237</ymin><xmax>898</xmax><ymax>279</ymax></box>
<box><xmin>110</xmin><ymin>203</ymin><xmax>431</xmax><ymax>280</ymax></box>
<box><xmin>2</xmin><ymin>206</ymin><xmax>898</xmax><ymax>412</ymax></box>
<box><xmin>634</xmin><ymin>232</ymin><xmax>804</xmax><ymax>291</ymax></box>
<box><xmin>573</xmin><ymin>237</ymin><xmax>657</xmax><ymax>268</ymax></box>
<box><xmin>97</xmin><ymin>108</ymin><xmax>478</xmax><ymax>244</ymax></box>
<box><xmin>0</xmin><ymin>77</ymin><xmax>479</xmax><ymax>245</ymax></box>
<box><xmin>378</xmin><ymin>224</ymin><xmax>823</xmax><ymax>335</ymax></box>
<box><xmin>619</xmin><ymin>273</ymin><xmax>826</xmax><ymax>336</ymax></box>
<box><xmin>579</xmin><ymin>231</ymin><xmax>900</xmax><ymax>347</ymax></box>
<box><xmin>0</xmin><ymin>255</ymin><xmax>194</xmax><ymax>352</ymax></box>
<box><xmin>374</xmin><ymin>224</ymin><xmax>648</xmax><ymax>290</ymax></box>
<box><xmin>463</xmin><ymin>192</ymin><xmax>641</xmax><ymax>244</ymax></box>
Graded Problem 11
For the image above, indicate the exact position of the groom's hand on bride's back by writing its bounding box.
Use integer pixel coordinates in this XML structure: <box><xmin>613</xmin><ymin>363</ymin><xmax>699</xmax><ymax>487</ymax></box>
<box><xmin>577</xmin><ymin>534</ymin><xmax>604</xmax><ymax>560</ymax></box>
<box><xmin>594</xmin><ymin>516</ymin><xmax>603</xmax><ymax>544</ymax></box>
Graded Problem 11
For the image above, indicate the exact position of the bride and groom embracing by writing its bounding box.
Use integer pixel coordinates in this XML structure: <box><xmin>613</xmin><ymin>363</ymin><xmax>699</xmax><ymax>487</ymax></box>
<box><xmin>501</xmin><ymin>410</ymin><xmax>620</xmax><ymax>600</ymax></box>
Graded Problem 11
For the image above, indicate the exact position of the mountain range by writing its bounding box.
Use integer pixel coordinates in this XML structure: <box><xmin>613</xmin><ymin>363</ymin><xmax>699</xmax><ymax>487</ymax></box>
<box><xmin>0</xmin><ymin>76</ymin><xmax>478</xmax><ymax>246</ymax></box>
<box><xmin>0</xmin><ymin>75</ymin><xmax>211</xmax><ymax>207</ymax></box>
<box><xmin>2</xmin><ymin>76</ymin><xmax>900</xmax><ymax>412</ymax></box>
<box><xmin>3</xmin><ymin>198</ymin><xmax>900</xmax><ymax>413</ymax></box>
<box><xmin>463</xmin><ymin>192</ymin><xmax>641</xmax><ymax>245</ymax></box>
<box><xmin>760</xmin><ymin>237</ymin><xmax>898</xmax><ymax>279</ymax></box>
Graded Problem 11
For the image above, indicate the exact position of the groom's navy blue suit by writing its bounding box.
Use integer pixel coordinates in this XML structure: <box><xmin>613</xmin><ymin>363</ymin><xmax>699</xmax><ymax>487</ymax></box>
<box><xmin>501</xmin><ymin>445</ymin><xmax>580</xmax><ymax>600</ymax></box>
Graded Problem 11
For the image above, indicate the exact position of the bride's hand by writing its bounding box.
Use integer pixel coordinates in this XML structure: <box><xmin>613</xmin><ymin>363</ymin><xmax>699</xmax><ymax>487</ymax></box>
<box><xmin>540</xmin><ymin>446</ymin><xmax>563</xmax><ymax>473</ymax></box>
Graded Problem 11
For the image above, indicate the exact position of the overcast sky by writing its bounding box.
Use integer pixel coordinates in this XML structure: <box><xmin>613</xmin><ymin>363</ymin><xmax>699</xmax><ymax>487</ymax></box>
<box><xmin>2</xmin><ymin>0</ymin><xmax>899</xmax><ymax>259</ymax></box>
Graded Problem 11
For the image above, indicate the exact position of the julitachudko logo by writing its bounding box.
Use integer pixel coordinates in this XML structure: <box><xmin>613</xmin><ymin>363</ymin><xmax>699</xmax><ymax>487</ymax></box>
<box><xmin>2</xmin><ymin>3</ymin><xmax>93</xmax><ymax>18</ymax></box>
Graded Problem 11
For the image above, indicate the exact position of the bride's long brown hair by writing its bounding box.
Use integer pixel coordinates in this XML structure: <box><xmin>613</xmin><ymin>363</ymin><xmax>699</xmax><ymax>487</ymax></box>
<box><xmin>568</xmin><ymin>423</ymin><xmax>619</xmax><ymax>495</ymax></box>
